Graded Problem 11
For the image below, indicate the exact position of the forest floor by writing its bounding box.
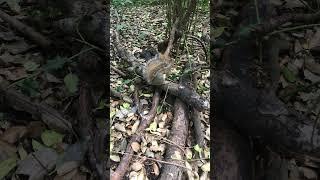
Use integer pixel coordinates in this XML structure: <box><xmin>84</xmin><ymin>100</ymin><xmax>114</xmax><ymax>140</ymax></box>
<box><xmin>110</xmin><ymin>4</ymin><xmax>210</xmax><ymax>180</ymax></box>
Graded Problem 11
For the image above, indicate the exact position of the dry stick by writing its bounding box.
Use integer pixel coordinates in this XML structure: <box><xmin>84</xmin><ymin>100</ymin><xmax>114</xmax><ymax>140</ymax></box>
<box><xmin>152</xmin><ymin>134</ymin><xmax>186</xmax><ymax>153</ymax></box>
<box><xmin>113</xmin><ymin>151</ymin><xmax>193</xmax><ymax>171</ymax></box>
<box><xmin>111</xmin><ymin>65</ymin><xmax>126</xmax><ymax>77</ymax></box>
<box><xmin>111</xmin><ymin>90</ymin><xmax>161</xmax><ymax>180</ymax></box>
<box><xmin>267</xmin><ymin>23</ymin><xmax>320</xmax><ymax>36</ymax></box>
<box><xmin>0</xmin><ymin>81</ymin><xmax>73</xmax><ymax>133</ymax></box>
<box><xmin>133</xmin><ymin>84</ymin><xmax>141</xmax><ymax>114</ymax></box>
<box><xmin>73</xmin><ymin>38</ymin><xmax>104</xmax><ymax>52</ymax></box>
<box><xmin>187</xmin><ymin>34</ymin><xmax>208</xmax><ymax>62</ymax></box>
<box><xmin>163</xmin><ymin>18</ymin><xmax>179</xmax><ymax>59</ymax></box>
<box><xmin>114</xmin><ymin>151</ymin><xmax>209</xmax><ymax>163</ymax></box>
<box><xmin>0</xmin><ymin>9</ymin><xmax>51</xmax><ymax>48</ymax></box>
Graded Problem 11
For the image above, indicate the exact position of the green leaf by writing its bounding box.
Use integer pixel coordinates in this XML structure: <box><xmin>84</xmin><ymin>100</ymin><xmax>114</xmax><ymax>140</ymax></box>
<box><xmin>23</xmin><ymin>61</ymin><xmax>39</xmax><ymax>72</ymax></box>
<box><xmin>123</xmin><ymin>79</ymin><xmax>132</xmax><ymax>84</ymax></box>
<box><xmin>148</xmin><ymin>121</ymin><xmax>157</xmax><ymax>132</ymax></box>
<box><xmin>201</xmin><ymin>162</ymin><xmax>210</xmax><ymax>172</ymax></box>
<box><xmin>212</xmin><ymin>27</ymin><xmax>225</xmax><ymax>38</ymax></box>
<box><xmin>110</xmin><ymin>110</ymin><xmax>116</xmax><ymax>119</ymax></box>
<box><xmin>18</xmin><ymin>145</ymin><xmax>28</xmax><ymax>160</ymax></box>
<box><xmin>193</xmin><ymin>144</ymin><xmax>202</xmax><ymax>153</ymax></box>
<box><xmin>41</xmin><ymin>130</ymin><xmax>64</xmax><ymax>147</ymax></box>
<box><xmin>116</xmin><ymin>23</ymin><xmax>127</xmax><ymax>31</ymax></box>
<box><xmin>142</xmin><ymin>93</ymin><xmax>152</xmax><ymax>97</ymax></box>
<box><xmin>32</xmin><ymin>139</ymin><xmax>46</xmax><ymax>151</ymax></box>
<box><xmin>0</xmin><ymin>157</ymin><xmax>17</xmax><ymax>179</ymax></box>
<box><xmin>64</xmin><ymin>73</ymin><xmax>79</xmax><ymax>93</ymax></box>
<box><xmin>18</xmin><ymin>78</ymin><xmax>39</xmax><ymax>97</ymax></box>
<box><xmin>44</xmin><ymin>56</ymin><xmax>68</xmax><ymax>72</ymax></box>
<box><xmin>282</xmin><ymin>67</ymin><xmax>296</xmax><ymax>83</ymax></box>
<box><xmin>157</xmin><ymin>106</ymin><xmax>162</xmax><ymax>114</ymax></box>
<box><xmin>96</xmin><ymin>100</ymin><xmax>106</xmax><ymax>110</ymax></box>
<box><xmin>122</xmin><ymin>102</ymin><xmax>130</xmax><ymax>109</ymax></box>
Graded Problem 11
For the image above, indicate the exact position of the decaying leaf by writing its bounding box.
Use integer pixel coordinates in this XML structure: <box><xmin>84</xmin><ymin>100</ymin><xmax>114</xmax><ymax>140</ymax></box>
<box><xmin>131</xmin><ymin>161</ymin><xmax>143</xmax><ymax>171</ymax></box>
<box><xmin>131</xmin><ymin>142</ymin><xmax>140</xmax><ymax>152</ymax></box>
<box><xmin>16</xmin><ymin>148</ymin><xmax>58</xmax><ymax>180</ymax></box>
<box><xmin>1</xmin><ymin>126</ymin><xmax>27</xmax><ymax>144</ymax></box>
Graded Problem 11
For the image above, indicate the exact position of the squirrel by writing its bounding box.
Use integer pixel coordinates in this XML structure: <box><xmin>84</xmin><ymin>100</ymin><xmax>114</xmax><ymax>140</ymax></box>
<box><xmin>143</xmin><ymin>53</ymin><xmax>172</xmax><ymax>85</ymax></box>
<box><xmin>143</xmin><ymin>19</ymin><xmax>179</xmax><ymax>85</ymax></box>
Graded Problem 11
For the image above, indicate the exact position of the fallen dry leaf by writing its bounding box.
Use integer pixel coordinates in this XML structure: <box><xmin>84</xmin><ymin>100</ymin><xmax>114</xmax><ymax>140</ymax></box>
<box><xmin>131</xmin><ymin>142</ymin><xmax>141</xmax><ymax>152</ymax></box>
<box><xmin>1</xmin><ymin>126</ymin><xmax>27</xmax><ymax>144</ymax></box>
<box><xmin>131</xmin><ymin>161</ymin><xmax>143</xmax><ymax>171</ymax></box>
<box><xmin>16</xmin><ymin>148</ymin><xmax>58</xmax><ymax>180</ymax></box>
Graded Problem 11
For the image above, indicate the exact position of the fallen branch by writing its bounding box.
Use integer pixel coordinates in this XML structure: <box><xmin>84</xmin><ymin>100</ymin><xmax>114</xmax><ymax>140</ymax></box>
<box><xmin>113</xmin><ymin>151</ymin><xmax>192</xmax><ymax>170</ymax></box>
<box><xmin>0</xmin><ymin>81</ymin><xmax>73</xmax><ymax>133</ymax></box>
<box><xmin>158</xmin><ymin>98</ymin><xmax>189</xmax><ymax>180</ymax></box>
<box><xmin>191</xmin><ymin>71</ymin><xmax>205</xmax><ymax>147</ymax></box>
<box><xmin>111</xmin><ymin>65</ymin><xmax>126</xmax><ymax>77</ymax></box>
<box><xmin>111</xmin><ymin>90</ymin><xmax>161</xmax><ymax>180</ymax></box>
<box><xmin>0</xmin><ymin>9</ymin><xmax>51</xmax><ymax>48</ymax></box>
<box><xmin>213</xmin><ymin>119</ymin><xmax>254</xmax><ymax>180</ymax></box>
<box><xmin>133</xmin><ymin>84</ymin><xmax>141</xmax><ymax>114</ymax></box>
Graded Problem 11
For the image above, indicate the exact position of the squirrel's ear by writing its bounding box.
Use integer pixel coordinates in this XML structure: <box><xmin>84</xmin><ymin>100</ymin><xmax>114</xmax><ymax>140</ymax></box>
<box><xmin>157</xmin><ymin>40</ymin><xmax>168</xmax><ymax>53</ymax></box>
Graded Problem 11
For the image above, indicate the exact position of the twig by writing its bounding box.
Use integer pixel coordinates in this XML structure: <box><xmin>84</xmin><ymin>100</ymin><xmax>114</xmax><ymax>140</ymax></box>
<box><xmin>111</xmin><ymin>65</ymin><xmax>126</xmax><ymax>77</ymax></box>
<box><xmin>298</xmin><ymin>0</ymin><xmax>316</xmax><ymax>12</ymax></box>
<box><xmin>68</xmin><ymin>47</ymin><xmax>94</xmax><ymax>60</ymax></box>
<box><xmin>152</xmin><ymin>134</ymin><xmax>186</xmax><ymax>153</ymax></box>
<box><xmin>113</xmin><ymin>151</ymin><xmax>193</xmax><ymax>171</ymax></box>
<box><xmin>73</xmin><ymin>38</ymin><xmax>104</xmax><ymax>52</ymax></box>
<box><xmin>163</xmin><ymin>18</ymin><xmax>179</xmax><ymax>59</ymax></box>
<box><xmin>311</xmin><ymin>111</ymin><xmax>320</xmax><ymax>149</ymax></box>
<box><xmin>267</xmin><ymin>23</ymin><xmax>320</xmax><ymax>36</ymax></box>
<box><xmin>6</xmin><ymin>71</ymin><xmax>41</xmax><ymax>90</ymax></box>
<box><xmin>133</xmin><ymin>84</ymin><xmax>141</xmax><ymax>114</ymax></box>
<box><xmin>159</xmin><ymin>86</ymin><xmax>169</xmax><ymax>115</ymax></box>
<box><xmin>254</xmin><ymin>0</ymin><xmax>260</xmax><ymax>24</ymax></box>
<box><xmin>187</xmin><ymin>34</ymin><xmax>208</xmax><ymax>62</ymax></box>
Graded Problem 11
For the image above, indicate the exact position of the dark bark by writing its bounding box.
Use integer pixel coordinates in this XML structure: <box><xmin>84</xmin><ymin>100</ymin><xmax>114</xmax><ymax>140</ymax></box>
<box><xmin>213</xmin><ymin>119</ymin><xmax>253</xmax><ymax>180</ymax></box>
<box><xmin>0</xmin><ymin>81</ymin><xmax>73</xmax><ymax>133</ymax></box>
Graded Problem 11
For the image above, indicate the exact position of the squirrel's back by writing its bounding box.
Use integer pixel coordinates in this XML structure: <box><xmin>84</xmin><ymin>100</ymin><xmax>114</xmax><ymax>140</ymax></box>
<box><xmin>143</xmin><ymin>53</ymin><xmax>171</xmax><ymax>85</ymax></box>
